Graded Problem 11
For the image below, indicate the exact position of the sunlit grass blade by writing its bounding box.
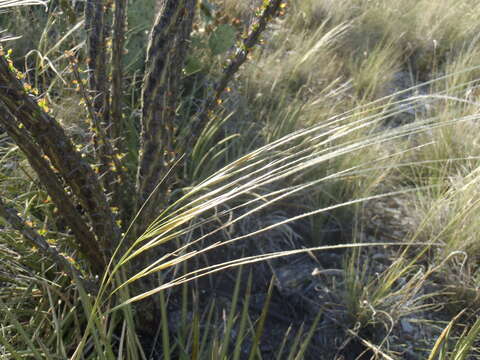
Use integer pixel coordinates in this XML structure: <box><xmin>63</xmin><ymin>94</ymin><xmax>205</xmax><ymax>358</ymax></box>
<box><xmin>427</xmin><ymin>310</ymin><xmax>465</xmax><ymax>360</ymax></box>
<box><xmin>0</xmin><ymin>0</ymin><xmax>47</xmax><ymax>9</ymax></box>
<box><xmin>451</xmin><ymin>315</ymin><xmax>480</xmax><ymax>360</ymax></box>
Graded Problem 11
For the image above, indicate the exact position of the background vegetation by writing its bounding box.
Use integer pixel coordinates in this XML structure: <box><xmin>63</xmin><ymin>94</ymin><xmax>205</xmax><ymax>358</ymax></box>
<box><xmin>1</xmin><ymin>0</ymin><xmax>480</xmax><ymax>359</ymax></box>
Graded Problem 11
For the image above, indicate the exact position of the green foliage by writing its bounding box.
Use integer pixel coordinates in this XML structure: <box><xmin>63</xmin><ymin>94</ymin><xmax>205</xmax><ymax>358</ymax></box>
<box><xmin>208</xmin><ymin>23</ymin><xmax>236</xmax><ymax>55</ymax></box>
<box><xmin>185</xmin><ymin>18</ymin><xmax>239</xmax><ymax>75</ymax></box>
<box><xmin>124</xmin><ymin>0</ymin><xmax>156</xmax><ymax>72</ymax></box>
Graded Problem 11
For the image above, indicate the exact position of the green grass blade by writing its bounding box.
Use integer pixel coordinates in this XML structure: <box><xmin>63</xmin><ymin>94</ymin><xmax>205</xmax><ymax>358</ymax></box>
<box><xmin>219</xmin><ymin>266</ymin><xmax>243</xmax><ymax>359</ymax></box>
<box><xmin>159</xmin><ymin>288</ymin><xmax>171</xmax><ymax>360</ymax></box>
<box><xmin>247</xmin><ymin>278</ymin><xmax>274</xmax><ymax>360</ymax></box>
<box><xmin>233</xmin><ymin>272</ymin><xmax>253</xmax><ymax>360</ymax></box>
<box><xmin>286</xmin><ymin>324</ymin><xmax>304</xmax><ymax>360</ymax></box>
<box><xmin>428</xmin><ymin>310</ymin><xmax>465</xmax><ymax>360</ymax></box>
<box><xmin>294</xmin><ymin>311</ymin><xmax>323</xmax><ymax>360</ymax></box>
<box><xmin>0</xmin><ymin>297</ymin><xmax>44</xmax><ymax>360</ymax></box>
<box><xmin>452</xmin><ymin>315</ymin><xmax>480</xmax><ymax>360</ymax></box>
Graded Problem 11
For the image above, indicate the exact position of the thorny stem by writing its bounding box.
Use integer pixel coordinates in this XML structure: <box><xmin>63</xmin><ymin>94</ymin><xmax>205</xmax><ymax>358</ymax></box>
<box><xmin>0</xmin><ymin>50</ymin><xmax>120</xmax><ymax>257</ymax></box>
<box><xmin>0</xmin><ymin>105</ymin><xmax>106</xmax><ymax>273</ymax></box>
<box><xmin>0</xmin><ymin>196</ymin><xmax>99</xmax><ymax>294</ymax></box>
<box><xmin>189</xmin><ymin>0</ymin><xmax>285</xmax><ymax>142</ymax></box>
<box><xmin>67</xmin><ymin>52</ymin><xmax>124</xmax><ymax>192</ymax></box>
